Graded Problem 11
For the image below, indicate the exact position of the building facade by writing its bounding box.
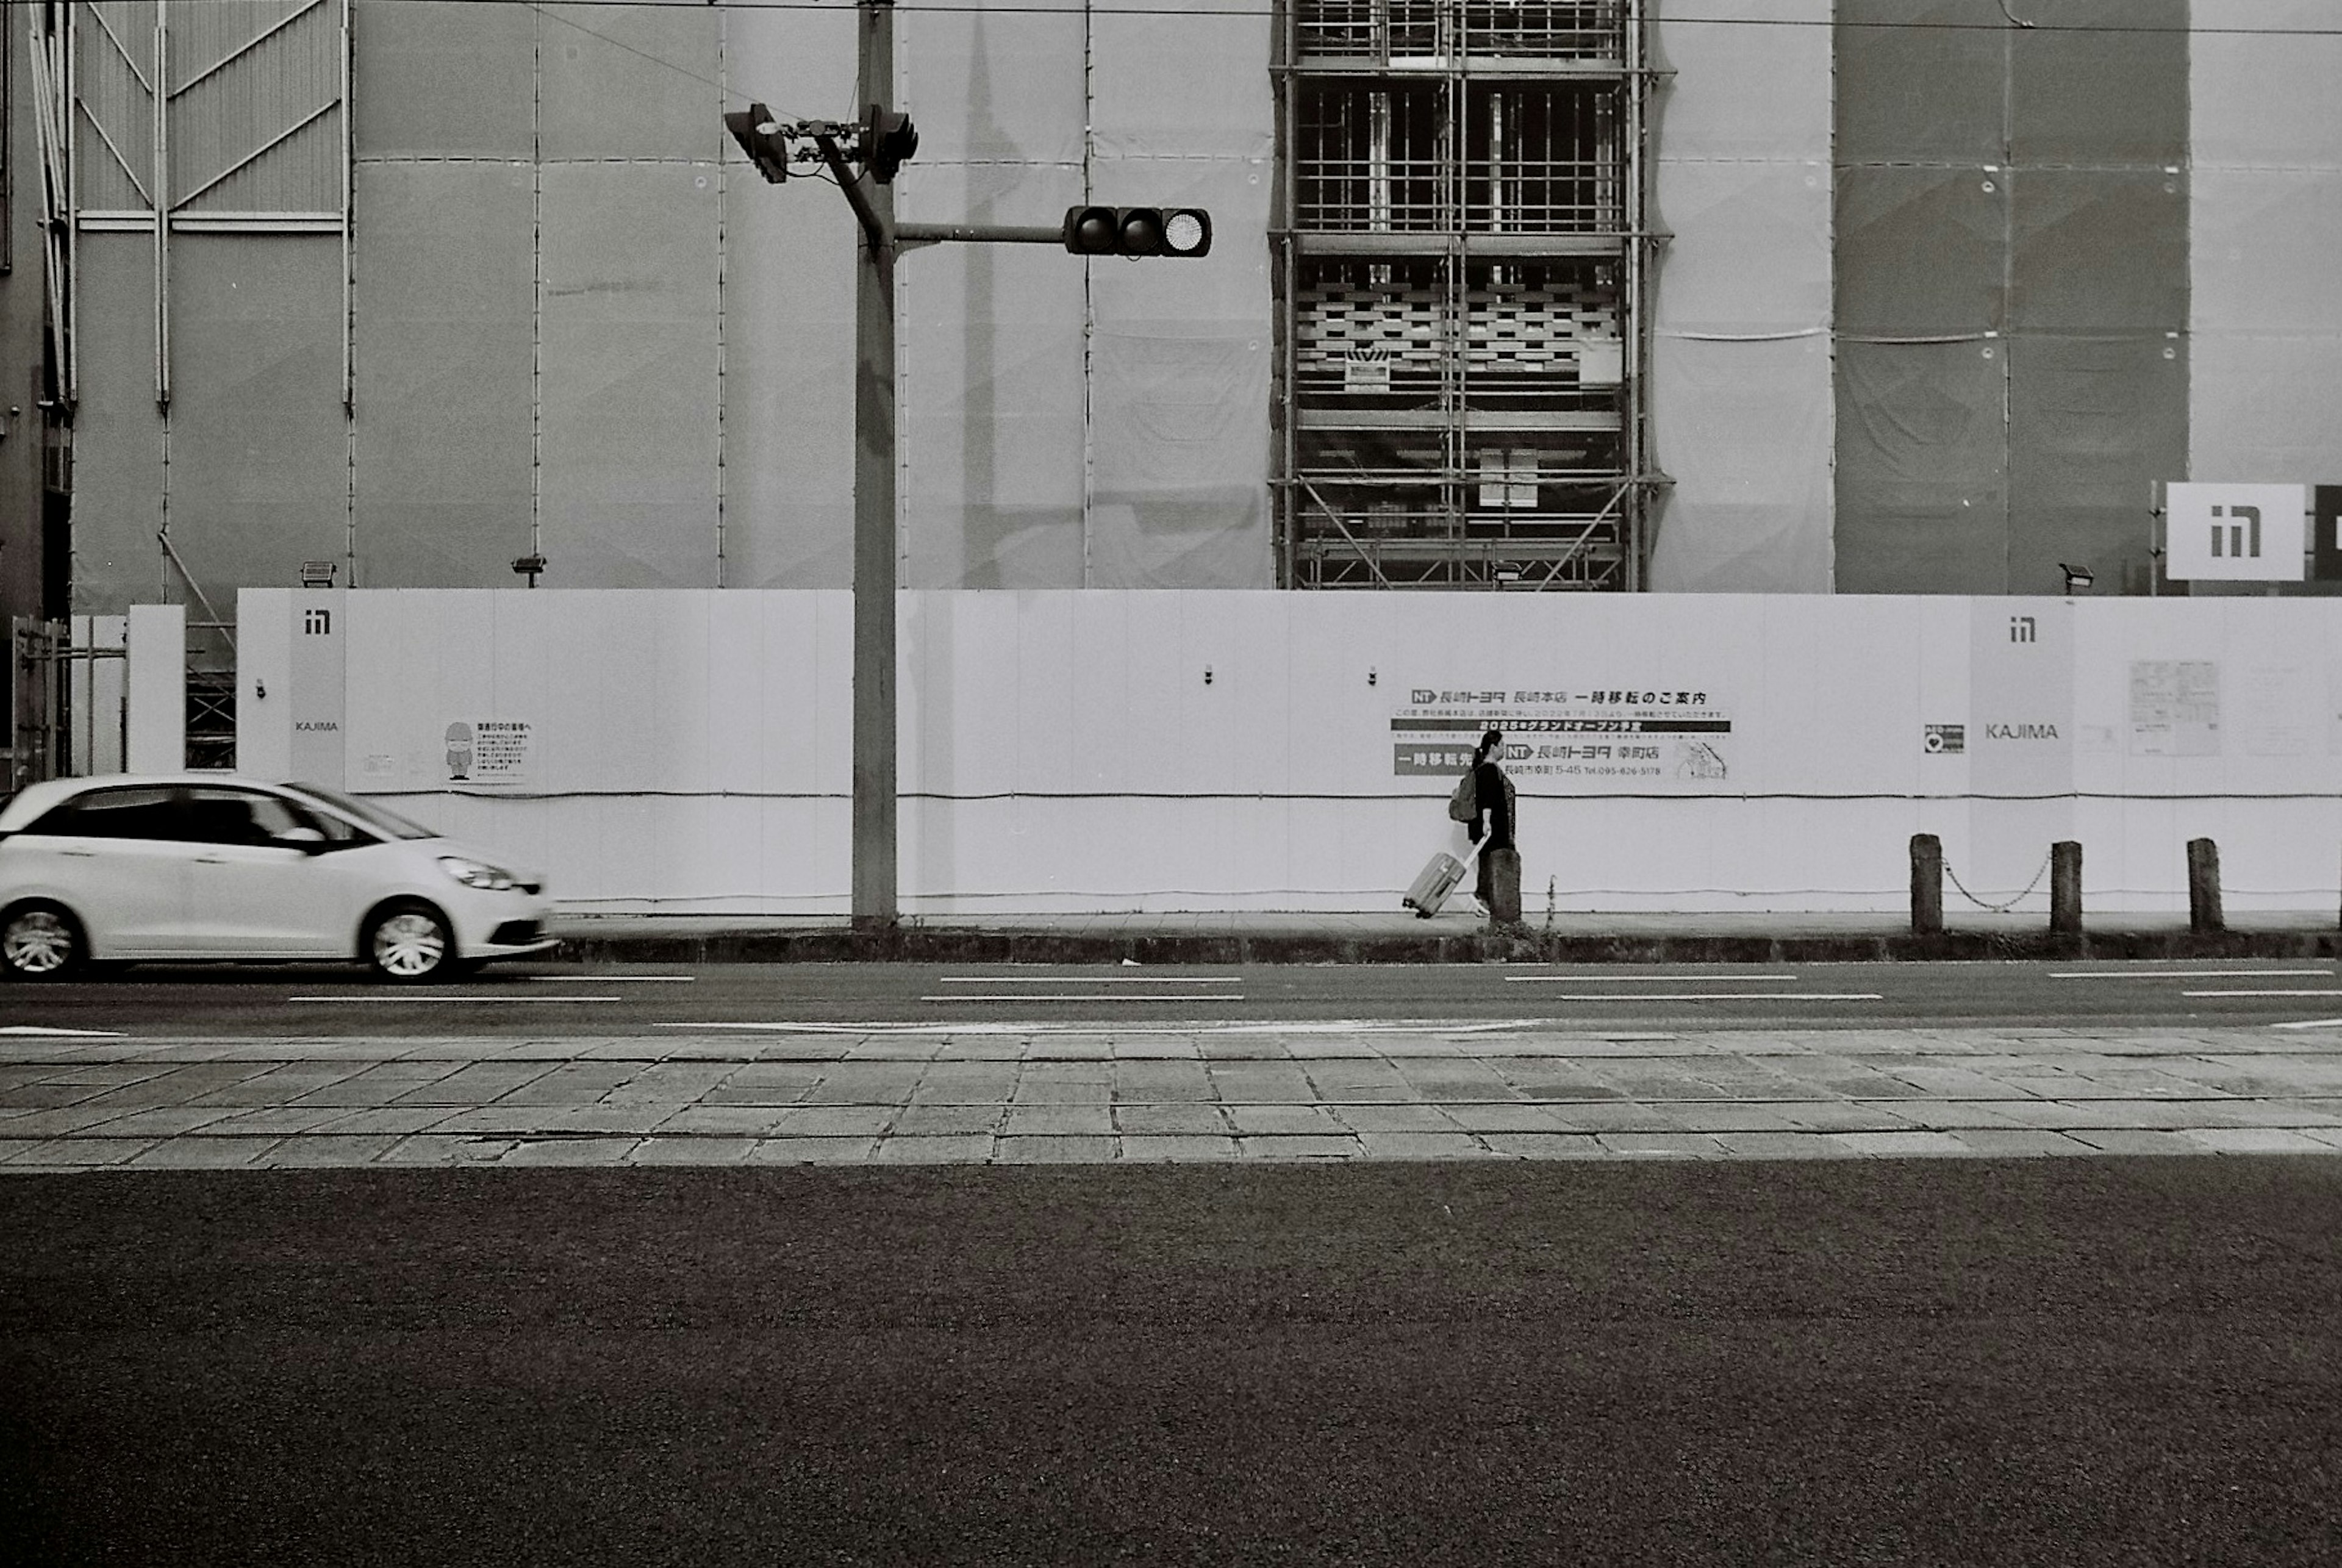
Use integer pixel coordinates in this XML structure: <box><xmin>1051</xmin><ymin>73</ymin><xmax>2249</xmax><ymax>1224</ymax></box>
<box><xmin>2</xmin><ymin>0</ymin><xmax>2338</xmax><ymax>629</ymax></box>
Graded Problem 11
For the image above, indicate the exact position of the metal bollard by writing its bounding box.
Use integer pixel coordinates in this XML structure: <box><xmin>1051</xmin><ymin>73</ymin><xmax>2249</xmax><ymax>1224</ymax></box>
<box><xmin>1486</xmin><ymin>847</ymin><xmax>1523</xmax><ymax>926</ymax></box>
<box><xmin>2188</xmin><ymin>838</ymin><xmax>2223</xmax><ymax>933</ymax></box>
<box><xmin>1910</xmin><ymin>834</ymin><xmax>1944</xmax><ymax>935</ymax></box>
<box><xmin>2050</xmin><ymin>840</ymin><xmax>2083</xmax><ymax>935</ymax></box>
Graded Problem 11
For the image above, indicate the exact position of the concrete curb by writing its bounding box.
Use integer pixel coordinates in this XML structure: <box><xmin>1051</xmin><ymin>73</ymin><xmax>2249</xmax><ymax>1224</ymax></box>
<box><xmin>550</xmin><ymin>925</ymin><xmax>2342</xmax><ymax>966</ymax></box>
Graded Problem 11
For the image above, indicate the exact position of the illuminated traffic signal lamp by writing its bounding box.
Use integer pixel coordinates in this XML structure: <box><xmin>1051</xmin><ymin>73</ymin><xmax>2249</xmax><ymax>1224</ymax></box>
<box><xmin>1060</xmin><ymin>204</ymin><xmax>1212</xmax><ymax>258</ymax></box>
<box><xmin>865</xmin><ymin>106</ymin><xmax>919</xmax><ymax>184</ymax></box>
<box><xmin>723</xmin><ymin>101</ymin><xmax>790</xmax><ymax>184</ymax></box>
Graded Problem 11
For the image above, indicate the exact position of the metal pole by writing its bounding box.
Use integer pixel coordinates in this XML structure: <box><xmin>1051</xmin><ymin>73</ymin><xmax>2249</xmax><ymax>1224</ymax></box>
<box><xmin>851</xmin><ymin>0</ymin><xmax>899</xmax><ymax>930</ymax></box>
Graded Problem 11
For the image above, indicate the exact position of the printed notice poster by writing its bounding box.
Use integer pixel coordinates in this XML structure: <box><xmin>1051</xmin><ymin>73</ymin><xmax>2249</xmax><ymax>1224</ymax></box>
<box><xmin>2240</xmin><ymin>665</ymin><xmax>2315</xmax><ymax>757</ymax></box>
<box><xmin>444</xmin><ymin>718</ymin><xmax>534</xmax><ymax>786</ymax></box>
<box><xmin>2129</xmin><ymin>661</ymin><xmax>2219</xmax><ymax>757</ymax></box>
<box><xmin>1391</xmin><ymin>684</ymin><xmax>1731</xmax><ymax>787</ymax></box>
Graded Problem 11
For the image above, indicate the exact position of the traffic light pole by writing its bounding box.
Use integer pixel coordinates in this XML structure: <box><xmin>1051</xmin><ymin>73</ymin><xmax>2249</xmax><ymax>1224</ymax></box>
<box><xmin>848</xmin><ymin>0</ymin><xmax>898</xmax><ymax>931</ymax></box>
<box><xmin>729</xmin><ymin>0</ymin><xmax>1209</xmax><ymax>929</ymax></box>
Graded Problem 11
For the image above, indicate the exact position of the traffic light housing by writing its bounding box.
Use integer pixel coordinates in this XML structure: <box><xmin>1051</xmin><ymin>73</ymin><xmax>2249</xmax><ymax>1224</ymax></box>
<box><xmin>865</xmin><ymin>106</ymin><xmax>918</xmax><ymax>184</ymax></box>
<box><xmin>722</xmin><ymin>101</ymin><xmax>790</xmax><ymax>184</ymax></box>
<box><xmin>1060</xmin><ymin>205</ymin><xmax>1212</xmax><ymax>258</ymax></box>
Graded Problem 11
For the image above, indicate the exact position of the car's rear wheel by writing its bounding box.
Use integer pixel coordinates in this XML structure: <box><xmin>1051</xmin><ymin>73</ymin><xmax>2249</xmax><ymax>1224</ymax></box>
<box><xmin>366</xmin><ymin>901</ymin><xmax>455</xmax><ymax>983</ymax></box>
<box><xmin>2</xmin><ymin>902</ymin><xmax>85</xmax><ymax>981</ymax></box>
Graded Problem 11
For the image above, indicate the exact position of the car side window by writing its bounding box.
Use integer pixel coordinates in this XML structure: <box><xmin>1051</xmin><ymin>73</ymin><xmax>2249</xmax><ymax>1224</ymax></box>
<box><xmin>21</xmin><ymin>786</ymin><xmax>181</xmax><ymax>840</ymax></box>
<box><xmin>182</xmin><ymin>787</ymin><xmax>315</xmax><ymax>847</ymax></box>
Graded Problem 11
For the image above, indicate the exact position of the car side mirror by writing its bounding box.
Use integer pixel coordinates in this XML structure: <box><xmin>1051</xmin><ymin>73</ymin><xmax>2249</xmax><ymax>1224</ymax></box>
<box><xmin>276</xmin><ymin>826</ymin><xmax>328</xmax><ymax>851</ymax></box>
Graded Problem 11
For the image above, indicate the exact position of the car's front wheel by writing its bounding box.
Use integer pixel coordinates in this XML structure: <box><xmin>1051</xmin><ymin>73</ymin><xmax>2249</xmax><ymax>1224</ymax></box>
<box><xmin>365</xmin><ymin>900</ymin><xmax>456</xmax><ymax>983</ymax></box>
<box><xmin>1</xmin><ymin>901</ymin><xmax>85</xmax><ymax>981</ymax></box>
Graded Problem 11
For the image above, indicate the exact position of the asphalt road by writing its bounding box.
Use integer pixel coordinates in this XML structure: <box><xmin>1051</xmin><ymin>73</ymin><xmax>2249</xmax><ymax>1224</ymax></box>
<box><xmin>16</xmin><ymin>958</ymin><xmax>2342</xmax><ymax>1036</ymax></box>
<box><xmin>5</xmin><ymin>1158</ymin><xmax>2339</xmax><ymax>1566</ymax></box>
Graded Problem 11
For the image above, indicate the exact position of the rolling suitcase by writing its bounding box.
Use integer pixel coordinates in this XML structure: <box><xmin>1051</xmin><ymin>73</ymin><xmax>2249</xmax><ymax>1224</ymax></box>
<box><xmin>1404</xmin><ymin>851</ymin><xmax>1469</xmax><ymax>917</ymax></box>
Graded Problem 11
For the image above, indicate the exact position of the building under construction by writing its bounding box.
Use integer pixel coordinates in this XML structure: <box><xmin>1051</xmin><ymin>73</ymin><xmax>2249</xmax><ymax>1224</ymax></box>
<box><xmin>1273</xmin><ymin>0</ymin><xmax>1656</xmax><ymax>589</ymax></box>
<box><xmin>0</xmin><ymin>0</ymin><xmax>2335</xmax><ymax>643</ymax></box>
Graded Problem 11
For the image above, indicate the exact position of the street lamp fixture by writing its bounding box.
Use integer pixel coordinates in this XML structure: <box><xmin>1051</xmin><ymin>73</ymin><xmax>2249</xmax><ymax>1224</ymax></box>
<box><xmin>2060</xmin><ymin>562</ymin><xmax>2093</xmax><ymax>595</ymax></box>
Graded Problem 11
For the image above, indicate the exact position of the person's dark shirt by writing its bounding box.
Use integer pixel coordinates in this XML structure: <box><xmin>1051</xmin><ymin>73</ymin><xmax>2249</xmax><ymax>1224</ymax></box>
<box><xmin>1472</xmin><ymin>758</ymin><xmax>1514</xmax><ymax>849</ymax></box>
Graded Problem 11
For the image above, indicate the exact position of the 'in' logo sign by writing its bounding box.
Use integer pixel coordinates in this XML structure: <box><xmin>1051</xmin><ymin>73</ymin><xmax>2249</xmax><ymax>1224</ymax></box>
<box><xmin>303</xmin><ymin>609</ymin><xmax>332</xmax><ymax>635</ymax></box>
<box><xmin>2210</xmin><ymin>504</ymin><xmax>2262</xmax><ymax>559</ymax></box>
<box><xmin>2008</xmin><ymin>615</ymin><xmax>2035</xmax><ymax>643</ymax></box>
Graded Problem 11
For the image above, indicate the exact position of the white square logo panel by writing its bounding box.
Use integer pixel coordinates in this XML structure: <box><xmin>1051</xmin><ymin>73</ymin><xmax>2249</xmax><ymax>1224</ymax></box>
<box><xmin>2166</xmin><ymin>483</ymin><xmax>2307</xmax><ymax>581</ymax></box>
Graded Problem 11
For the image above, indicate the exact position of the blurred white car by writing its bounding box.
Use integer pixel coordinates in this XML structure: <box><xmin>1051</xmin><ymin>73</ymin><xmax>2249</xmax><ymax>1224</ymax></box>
<box><xmin>0</xmin><ymin>775</ymin><xmax>555</xmax><ymax>982</ymax></box>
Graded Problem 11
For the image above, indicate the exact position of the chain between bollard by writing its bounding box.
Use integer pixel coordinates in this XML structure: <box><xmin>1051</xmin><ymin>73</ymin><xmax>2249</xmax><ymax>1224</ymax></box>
<box><xmin>1943</xmin><ymin>849</ymin><xmax>2053</xmax><ymax>914</ymax></box>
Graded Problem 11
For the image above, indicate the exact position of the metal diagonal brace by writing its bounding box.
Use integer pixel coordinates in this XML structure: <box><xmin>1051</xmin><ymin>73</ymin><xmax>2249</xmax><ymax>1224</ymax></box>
<box><xmin>813</xmin><ymin>134</ymin><xmax>887</xmax><ymax>258</ymax></box>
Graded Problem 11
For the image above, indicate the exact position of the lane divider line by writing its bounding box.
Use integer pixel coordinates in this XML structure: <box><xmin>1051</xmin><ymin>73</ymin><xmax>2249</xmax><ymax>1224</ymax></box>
<box><xmin>656</xmin><ymin>1018</ymin><xmax>1560</xmax><ymax>1036</ymax></box>
<box><xmin>0</xmin><ymin>1025</ymin><xmax>129</xmax><ymax>1037</ymax></box>
<box><xmin>1507</xmin><ymin>973</ymin><xmax>1799</xmax><ymax>984</ymax></box>
<box><xmin>2271</xmin><ymin>1017</ymin><xmax>2342</xmax><ymax>1030</ymax></box>
<box><xmin>2052</xmin><ymin>969</ymin><xmax>2333</xmax><ymax>980</ymax></box>
<box><xmin>1525</xmin><ymin>992</ymin><xmax>1883</xmax><ymax>1003</ymax></box>
<box><xmin>920</xmin><ymin>993</ymin><xmax>1245</xmax><ymax>1004</ymax></box>
<box><xmin>528</xmin><ymin>975</ymin><xmax>696</xmax><ymax>983</ymax></box>
<box><xmin>937</xmin><ymin>975</ymin><xmax>1242</xmax><ymax>984</ymax></box>
<box><xmin>2183</xmin><ymin>989</ymin><xmax>2342</xmax><ymax>998</ymax></box>
<box><xmin>287</xmin><ymin>995</ymin><xmax>625</xmax><ymax>1004</ymax></box>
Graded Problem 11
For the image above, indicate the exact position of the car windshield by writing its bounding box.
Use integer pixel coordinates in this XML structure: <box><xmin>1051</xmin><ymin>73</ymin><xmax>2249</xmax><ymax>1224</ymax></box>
<box><xmin>281</xmin><ymin>782</ymin><xmax>440</xmax><ymax>840</ymax></box>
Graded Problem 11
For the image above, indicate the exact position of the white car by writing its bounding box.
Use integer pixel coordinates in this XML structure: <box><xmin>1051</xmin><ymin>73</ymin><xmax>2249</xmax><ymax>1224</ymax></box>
<box><xmin>0</xmin><ymin>774</ymin><xmax>556</xmax><ymax>982</ymax></box>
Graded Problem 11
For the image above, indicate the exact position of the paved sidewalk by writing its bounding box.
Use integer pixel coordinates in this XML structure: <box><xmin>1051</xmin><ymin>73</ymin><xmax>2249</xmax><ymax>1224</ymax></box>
<box><xmin>548</xmin><ymin>908</ymin><xmax>2342</xmax><ymax>964</ymax></box>
<box><xmin>6</xmin><ymin>1023</ymin><xmax>2342</xmax><ymax>1170</ymax></box>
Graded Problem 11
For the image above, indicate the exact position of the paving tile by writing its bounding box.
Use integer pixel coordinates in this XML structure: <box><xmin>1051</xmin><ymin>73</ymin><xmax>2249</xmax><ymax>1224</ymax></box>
<box><xmin>496</xmin><ymin>1137</ymin><xmax>642</xmax><ymax>1166</ymax></box>
<box><xmin>1944</xmin><ymin>1128</ymin><xmax>2097</xmax><ymax>1158</ymax></box>
<box><xmin>1356</xmin><ymin>1131</ymin><xmax>1495</xmax><ymax>1160</ymax></box>
<box><xmin>2179</xmin><ymin>1128</ymin><xmax>2342</xmax><ymax>1155</ymax></box>
<box><xmin>257</xmin><ymin>1134</ymin><xmax>405</xmax><ymax>1167</ymax></box>
<box><xmin>1003</xmin><ymin>1105</ymin><xmax>1115</xmax><ymax>1136</ymax></box>
<box><xmin>201</xmin><ymin>1106</ymin><xmax>356</xmax><ymax>1136</ymax></box>
<box><xmin>1665</xmin><ymin>1103</ymin><xmax>1809</xmax><ymax>1134</ymax></box>
<box><xmin>1595</xmin><ymin>1133</ymin><xmax>1727</xmax><ymax>1159</ymax></box>
<box><xmin>2069</xmin><ymin>1129</ymin><xmax>2219</xmax><ymax>1156</ymax></box>
<box><xmin>309</xmin><ymin>1107</ymin><xmax>459</xmax><ymax>1136</ymax></box>
<box><xmin>128</xmin><ymin>1136</ymin><xmax>284</xmax><ymax>1169</ymax></box>
<box><xmin>871</xmin><ymin>1134</ymin><xmax>996</xmax><ymax>1164</ymax></box>
<box><xmin>1114</xmin><ymin>1103</ymin><xmax>1230</xmax><ymax>1136</ymax></box>
<box><xmin>891</xmin><ymin>1104</ymin><xmax>1006</xmax><ymax>1136</ymax></box>
<box><xmin>994</xmin><ymin>1136</ymin><xmax>1118</xmax><ymax>1163</ymax></box>
<box><xmin>1709</xmin><ymin>1132</ymin><xmax>1860</xmax><ymax>1160</ymax></box>
<box><xmin>1235</xmin><ymin>1134</ymin><xmax>1361</xmax><ymax>1160</ymax></box>
<box><xmin>770</xmin><ymin>1106</ymin><xmax>897</xmax><ymax>1137</ymax></box>
<box><xmin>79</xmin><ymin>1106</ymin><xmax>241</xmax><ymax>1138</ymax></box>
<box><xmin>1441</xmin><ymin>1103</ymin><xmax>1569</xmax><ymax>1134</ymax></box>
<box><xmin>5</xmin><ymin>1137</ymin><xmax>152</xmax><ymax>1168</ymax></box>
<box><xmin>651</xmin><ymin>1106</ymin><xmax>795</xmax><ymax>1136</ymax></box>
<box><xmin>1544</xmin><ymin>1103</ymin><xmax>1688</xmax><ymax>1134</ymax></box>
<box><xmin>1775</xmin><ymin>1101</ymin><xmax>1921</xmax><ymax>1133</ymax></box>
<box><xmin>1329</xmin><ymin>1103</ymin><xmax>1458</xmax><ymax>1133</ymax></box>
<box><xmin>747</xmin><ymin>1137</ymin><xmax>876</xmax><ymax>1164</ymax></box>
<box><xmin>1224</xmin><ymin>1104</ymin><xmax>1344</xmax><ymax>1136</ymax></box>
<box><xmin>1117</xmin><ymin>1134</ymin><xmax>1240</xmax><ymax>1161</ymax></box>
<box><xmin>625</xmin><ymin>1137</ymin><xmax>758</xmax><ymax>1165</ymax></box>
<box><xmin>1010</xmin><ymin>1079</ymin><xmax>1114</xmax><ymax>1105</ymax></box>
<box><xmin>1478</xmin><ymin>1131</ymin><xmax>1611</xmax><ymax>1159</ymax></box>
<box><xmin>376</xmin><ymin>1134</ymin><xmax>520</xmax><ymax>1165</ymax></box>
<box><xmin>1</xmin><ymin>1106</ymin><xmax>168</xmax><ymax>1138</ymax></box>
<box><xmin>1828</xmin><ymin>1131</ymin><xmax>1975</xmax><ymax>1158</ymax></box>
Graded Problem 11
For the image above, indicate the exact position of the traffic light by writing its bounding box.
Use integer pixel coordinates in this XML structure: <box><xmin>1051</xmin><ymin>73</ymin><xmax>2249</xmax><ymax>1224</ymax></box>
<box><xmin>865</xmin><ymin>106</ymin><xmax>918</xmax><ymax>184</ymax></box>
<box><xmin>1060</xmin><ymin>205</ymin><xmax>1212</xmax><ymax>258</ymax></box>
<box><xmin>723</xmin><ymin>101</ymin><xmax>790</xmax><ymax>184</ymax></box>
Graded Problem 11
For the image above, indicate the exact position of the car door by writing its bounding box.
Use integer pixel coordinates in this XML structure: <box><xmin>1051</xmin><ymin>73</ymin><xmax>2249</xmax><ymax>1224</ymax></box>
<box><xmin>177</xmin><ymin>787</ymin><xmax>349</xmax><ymax>956</ymax></box>
<box><xmin>5</xmin><ymin>785</ymin><xmax>196</xmax><ymax>955</ymax></box>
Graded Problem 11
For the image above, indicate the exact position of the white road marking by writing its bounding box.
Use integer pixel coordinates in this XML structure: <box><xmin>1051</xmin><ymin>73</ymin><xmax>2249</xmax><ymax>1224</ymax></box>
<box><xmin>0</xmin><ymin>1025</ymin><xmax>128</xmax><ymax>1037</ymax></box>
<box><xmin>921</xmin><ymin>993</ymin><xmax>1244</xmax><ymax>1004</ymax></box>
<box><xmin>2270</xmin><ymin>1017</ymin><xmax>2342</xmax><ymax>1031</ymax></box>
<box><xmin>1506</xmin><ymin>973</ymin><xmax>1799</xmax><ymax>983</ymax></box>
<box><xmin>529</xmin><ymin>975</ymin><xmax>695</xmax><ymax>983</ymax></box>
<box><xmin>936</xmin><ymin>975</ymin><xmax>1242</xmax><ymax>984</ymax></box>
<box><xmin>1528</xmin><ymin>992</ymin><xmax>1884</xmax><ymax>1003</ymax></box>
<box><xmin>288</xmin><ymin>994</ymin><xmax>625</xmax><ymax>1003</ymax></box>
<box><xmin>2182</xmin><ymin>989</ymin><xmax>2342</xmax><ymax>998</ymax></box>
<box><xmin>658</xmin><ymin>1018</ymin><xmax>1558</xmax><ymax>1036</ymax></box>
<box><xmin>2052</xmin><ymin>968</ymin><xmax>2332</xmax><ymax>980</ymax></box>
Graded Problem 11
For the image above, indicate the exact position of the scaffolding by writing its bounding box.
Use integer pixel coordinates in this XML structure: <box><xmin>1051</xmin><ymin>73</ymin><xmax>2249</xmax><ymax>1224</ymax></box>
<box><xmin>1271</xmin><ymin>0</ymin><xmax>1660</xmax><ymax>589</ymax></box>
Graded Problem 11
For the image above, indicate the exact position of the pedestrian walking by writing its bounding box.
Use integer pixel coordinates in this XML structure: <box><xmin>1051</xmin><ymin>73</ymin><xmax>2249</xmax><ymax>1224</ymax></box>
<box><xmin>1466</xmin><ymin>728</ymin><xmax>1519</xmax><ymax>920</ymax></box>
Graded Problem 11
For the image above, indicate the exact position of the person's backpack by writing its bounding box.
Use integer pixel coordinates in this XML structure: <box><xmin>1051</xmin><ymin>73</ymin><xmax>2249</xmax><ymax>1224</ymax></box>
<box><xmin>1447</xmin><ymin>765</ymin><xmax>1477</xmax><ymax>823</ymax></box>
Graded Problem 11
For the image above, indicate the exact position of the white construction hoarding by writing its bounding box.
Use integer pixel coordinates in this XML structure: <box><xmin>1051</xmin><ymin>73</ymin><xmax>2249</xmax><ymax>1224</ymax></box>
<box><xmin>238</xmin><ymin>589</ymin><xmax>2342</xmax><ymax>917</ymax></box>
